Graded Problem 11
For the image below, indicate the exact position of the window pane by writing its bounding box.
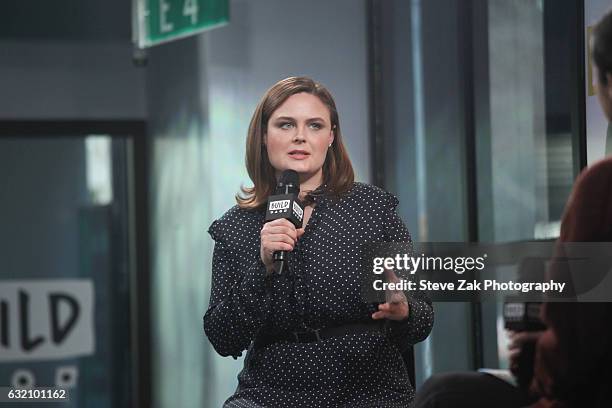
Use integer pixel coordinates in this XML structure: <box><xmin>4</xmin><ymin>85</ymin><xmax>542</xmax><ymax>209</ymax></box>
<box><xmin>477</xmin><ymin>0</ymin><xmax>581</xmax><ymax>368</ymax></box>
<box><xmin>0</xmin><ymin>136</ymin><xmax>131</xmax><ymax>407</ymax></box>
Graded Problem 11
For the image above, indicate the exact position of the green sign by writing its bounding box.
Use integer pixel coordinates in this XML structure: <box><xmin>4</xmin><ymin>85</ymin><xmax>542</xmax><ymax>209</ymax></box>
<box><xmin>135</xmin><ymin>0</ymin><xmax>229</xmax><ymax>48</ymax></box>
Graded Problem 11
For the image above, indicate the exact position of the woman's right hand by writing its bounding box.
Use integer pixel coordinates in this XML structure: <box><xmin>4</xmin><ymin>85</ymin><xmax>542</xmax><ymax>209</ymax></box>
<box><xmin>260</xmin><ymin>219</ymin><xmax>305</xmax><ymax>272</ymax></box>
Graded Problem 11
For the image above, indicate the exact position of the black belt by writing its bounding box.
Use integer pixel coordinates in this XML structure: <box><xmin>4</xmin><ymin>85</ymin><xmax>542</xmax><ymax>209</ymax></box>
<box><xmin>253</xmin><ymin>320</ymin><xmax>386</xmax><ymax>350</ymax></box>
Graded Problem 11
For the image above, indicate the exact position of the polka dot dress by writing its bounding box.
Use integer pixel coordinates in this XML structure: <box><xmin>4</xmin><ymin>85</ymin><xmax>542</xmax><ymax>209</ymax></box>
<box><xmin>203</xmin><ymin>182</ymin><xmax>434</xmax><ymax>407</ymax></box>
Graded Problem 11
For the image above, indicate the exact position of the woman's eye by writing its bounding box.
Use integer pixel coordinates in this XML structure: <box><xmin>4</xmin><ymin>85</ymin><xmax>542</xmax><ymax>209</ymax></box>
<box><xmin>309</xmin><ymin>122</ymin><xmax>323</xmax><ymax>130</ymax></box>
<box><xmin>279</xmin><ymin>122</ymin><xmax>294</xmax><ymax>130</ymax></box>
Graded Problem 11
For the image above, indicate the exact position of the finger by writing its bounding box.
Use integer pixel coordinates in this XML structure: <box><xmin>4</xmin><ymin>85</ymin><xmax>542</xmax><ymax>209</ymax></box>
<box><xmin>268</xmin><ymin>228</ymin><xmax>298</xmax><ymax>243</ymax></box>
<box><xmin>525</xmin><ymin>331</ymin><xmax>545</xmax><ymax>342</ymax></box>
<box><xmin>506</xmin><ymin>331</ymin><xmax>518</xmax><ymax>342</ymax></box>
<box><xmin>508</xmin><ymin>340</ymin><xmax>519</xmax><ymax>350</ymax></box>
<box><xmin>268</xmin><ymin>218</ymin><xmax>298</xmax><ymax>230</ymax></box>
<box><xmin>378</xmin><ymin>303</ymin><xmax>391</xmax><ymax>311</ymax></box>
<box><xmin>514</xmin><ymin>331</ymin><xmax>542</xmax><ymax>342</ymax></box>
<box><xmin>380</xmin><ymin>302</ymin><xmax>409</xmax><ymax>319</ymax></box>
<box><xmin>265</xmin><ymin>234</ymin><xmax>297</xmax><ymax>247</ymax></box>
<box><xmin>511</xmin><ymin>332</ymin><xmax>534</xmax><ymax>347</ymax></box>
<box><xmin>262</xmin><ymin>235</ymin><xmax>295</xmax><ymax>249</ymax></box>
<box><xmin>380</xmin><ymin>302</ymin><xmax>404</xmax><ymax>310</ymax></box>
<box><xmin>263</xmin><ymin>226</ymin><xmax>298</xmax><ymax>241</ymax></box>
<box><xmin>297</xmin><ymin>228</ymin><xmax>305</xmax><ymax>238</ymax></box>
<box><xmin>265</xmin><ymin>242</ymin><xmax>294</xmax><ymax>252</ymax></box>
<box><xmin>508</xmin><ymin>349</ymin><xmax>521</xmax><ymax>359</ymax></box>
<box><xmin>507</xmin><ymin>341</ymin><xmax>521</xmax><ymax>353</ymax></box>
<box><xmin>371</xmin><ymin>311</ymin><xmax>390</xmax><ymax>320</ymax></box>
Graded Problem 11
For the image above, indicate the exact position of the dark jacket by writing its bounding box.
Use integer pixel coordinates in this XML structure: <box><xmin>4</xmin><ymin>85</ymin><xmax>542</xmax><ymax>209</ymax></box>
<box><xmin>532</xmin><ymin>157</ymin><xmax>612</xmax><ymax>408</ymax></box>
<box><xmin>203</xmin><ymin>182</ymin><xmax>434</xmax><ymax>407</ymax></box>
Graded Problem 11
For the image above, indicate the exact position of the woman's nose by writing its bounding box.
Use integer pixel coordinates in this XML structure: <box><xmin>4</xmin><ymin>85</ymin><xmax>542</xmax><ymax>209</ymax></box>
<box><xmin>292</xmin><ymin>125</ymin><xmax>307</xmax><ymax>142</ymax></box>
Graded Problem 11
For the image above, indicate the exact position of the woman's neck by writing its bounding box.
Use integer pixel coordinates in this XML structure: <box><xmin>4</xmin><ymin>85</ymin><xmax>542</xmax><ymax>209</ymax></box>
<box><xmin>298</xmin><ymin>170</ymin><xmax>323</xmax><ymax>196</ymax></box>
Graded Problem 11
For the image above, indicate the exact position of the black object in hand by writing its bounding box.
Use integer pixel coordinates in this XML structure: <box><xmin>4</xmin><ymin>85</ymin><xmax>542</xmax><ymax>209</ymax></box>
<box><xmin>265</xmin><ymin>170</ymin><xmax>304</xmax><ymax>274</ymax></box>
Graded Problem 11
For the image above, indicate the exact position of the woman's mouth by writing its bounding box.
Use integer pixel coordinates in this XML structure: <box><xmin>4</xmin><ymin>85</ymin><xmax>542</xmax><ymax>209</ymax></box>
<box><xmin>288</xmin><ymin>150</ymin><xmax>310</xmax><ymax>160</ymax></box>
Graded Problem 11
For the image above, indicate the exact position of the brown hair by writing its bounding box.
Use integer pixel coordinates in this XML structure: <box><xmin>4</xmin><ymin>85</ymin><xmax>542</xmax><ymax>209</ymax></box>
<box><xmin>237</xmin><ymin>76</ymin><xmax>355</xmax><ymax>209</ymax></box>
<box><xmin>593</xmin><ymin>9</ymin><xmax>612</xmax><ymax>85</ymax></box>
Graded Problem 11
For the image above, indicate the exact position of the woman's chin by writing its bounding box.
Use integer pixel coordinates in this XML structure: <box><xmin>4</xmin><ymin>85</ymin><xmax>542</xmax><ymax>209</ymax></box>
<box><xmin>275</xmin><ymin>164</ymin><xmax>322</xmax><ymax>182</ymax></box>
<box><xmin>280</xmin><ymin>164</ymin><xmax>311</xmax><ymax>174</ymax></box>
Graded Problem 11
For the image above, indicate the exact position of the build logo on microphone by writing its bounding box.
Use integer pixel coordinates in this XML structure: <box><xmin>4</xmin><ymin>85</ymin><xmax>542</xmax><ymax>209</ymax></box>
<box><xmin>292</xmin><ymin>201</ymin><xmax>303</xmax><ymax>221</ymax></box>
<box><xmin>268</xmin><ymin>199</ymin><xmax>290</xmax><ymax>214</ymax></box>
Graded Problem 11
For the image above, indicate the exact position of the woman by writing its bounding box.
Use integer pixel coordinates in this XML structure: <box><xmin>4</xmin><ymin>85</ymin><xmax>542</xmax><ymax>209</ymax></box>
<box><xmin>203</xmin><ymin>76</ymin><xmax>434</xmax><ymax>407</ymax></box>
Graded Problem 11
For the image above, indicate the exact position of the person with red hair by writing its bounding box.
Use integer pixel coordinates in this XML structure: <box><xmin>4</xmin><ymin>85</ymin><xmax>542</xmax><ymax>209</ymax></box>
<box><xmin>412</xmin><ymin>9</ymin><xmax>612</xmax><ymax>408</ymax></box>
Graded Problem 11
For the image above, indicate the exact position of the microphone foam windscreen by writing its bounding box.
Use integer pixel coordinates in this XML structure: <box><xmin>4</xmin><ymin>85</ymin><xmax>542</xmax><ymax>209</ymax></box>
<box><xmin>280</xmin><ymin>169</ymin><xmax>299</xmax><ymax>188</ymax></box>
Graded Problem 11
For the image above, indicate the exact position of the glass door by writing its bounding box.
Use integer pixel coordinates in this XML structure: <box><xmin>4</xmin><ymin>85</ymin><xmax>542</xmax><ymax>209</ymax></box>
<box><xmin>0</xmin><ymin>124</ymin><xmax>146</xmax><ymax>407</ymax></box>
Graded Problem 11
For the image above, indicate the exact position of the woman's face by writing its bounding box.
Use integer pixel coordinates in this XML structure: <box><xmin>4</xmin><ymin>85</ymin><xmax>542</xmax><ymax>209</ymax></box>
<box><xmin>265</xmin><ymin>92</ymin><xmax>334</xmax><ymax>186</ymax></box>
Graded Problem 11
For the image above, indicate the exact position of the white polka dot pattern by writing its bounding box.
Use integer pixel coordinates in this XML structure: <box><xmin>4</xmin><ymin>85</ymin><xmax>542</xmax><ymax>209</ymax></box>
<box><xmin>203</xmin><ymin>182</ymin><xmax>434</xmax><ymax>407</ymax></box>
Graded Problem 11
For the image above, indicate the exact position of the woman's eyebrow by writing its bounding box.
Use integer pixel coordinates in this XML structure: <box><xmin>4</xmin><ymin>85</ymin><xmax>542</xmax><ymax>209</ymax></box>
<box><xmin>272</xmin><ymin>116</ymin><xmax>295</xmax><ymax>122</ymax></box>
<box><xmin>272</xmin><ymin>116</ymin><xmax>326</xmax><ymax>122</ymax></box>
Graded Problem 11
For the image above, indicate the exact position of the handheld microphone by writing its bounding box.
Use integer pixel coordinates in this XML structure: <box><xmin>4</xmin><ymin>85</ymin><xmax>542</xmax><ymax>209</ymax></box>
<box><xmin>503</xmin><ymin>301</ymin><xmax>545</xmax><ymax>332</ymax></box>
<box><xmin>503</xmin><ymin>259</ymin><xmax>546</xmax><ymax>332</ymax></box>
<box><xmin>265</xmin><ymin>170</ymin><xmax>304</xmax><ymax>274</ymax></box>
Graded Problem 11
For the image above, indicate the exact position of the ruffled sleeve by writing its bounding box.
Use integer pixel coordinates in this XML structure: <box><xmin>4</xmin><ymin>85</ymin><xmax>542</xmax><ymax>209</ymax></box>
<box><xmin>203</xmin><ymin>219</ymin><xmax>273</xmax><ymax>358</ymax></box>
<box><xmin>381</xmin><ymin>191</ymin><xmax>434</xmax><ymax>352</ymax></box>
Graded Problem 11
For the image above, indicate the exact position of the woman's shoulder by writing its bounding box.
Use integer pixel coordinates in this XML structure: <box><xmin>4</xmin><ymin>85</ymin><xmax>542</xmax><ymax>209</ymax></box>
<box><xmin>345</xmin><ymin>182</ymin><xmax>399</xmax><ymax>207</ymax></box>
<box><xmin>208</xmin><ymin>204</ymin><xmax>263</xmax><ymax>242</ymax></box>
